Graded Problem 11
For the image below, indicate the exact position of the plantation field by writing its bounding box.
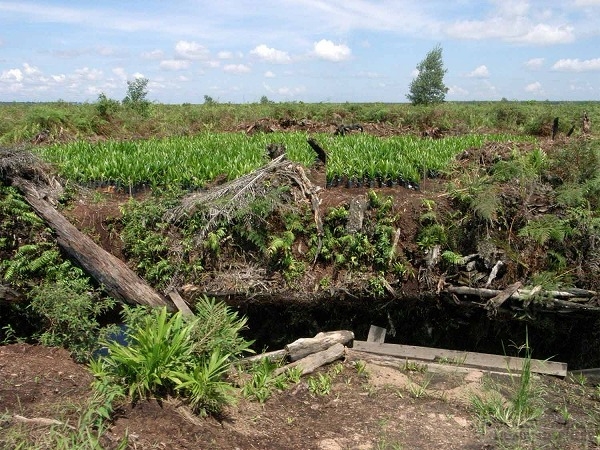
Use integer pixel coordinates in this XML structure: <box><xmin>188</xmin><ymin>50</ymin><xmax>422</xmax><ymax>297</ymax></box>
<box><xmin>37</xmin><ymin>132</ymin><xmax>533</xmax><ymax>189</ymax></box>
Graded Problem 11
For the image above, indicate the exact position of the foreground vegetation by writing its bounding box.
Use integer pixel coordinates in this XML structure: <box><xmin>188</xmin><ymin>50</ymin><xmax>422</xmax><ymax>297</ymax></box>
<box><xmin>1</xmin><ymin>99</ymin><xmax>600</xmax><ymax>447</ymax></box>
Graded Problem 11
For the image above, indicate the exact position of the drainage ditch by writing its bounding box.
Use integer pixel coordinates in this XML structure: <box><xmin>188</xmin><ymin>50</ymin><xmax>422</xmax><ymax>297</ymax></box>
<box><xmin>234</xmin><ymin>296</ymin><xmax>600</xmax><ymax>371</ymax></box>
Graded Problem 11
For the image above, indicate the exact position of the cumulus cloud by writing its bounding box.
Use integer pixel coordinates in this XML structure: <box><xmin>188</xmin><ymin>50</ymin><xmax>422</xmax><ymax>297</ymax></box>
<box><xmin>217</xmin><ymin>51</ymin><xmax>234</xmax><ymax>59</ymax></box>
<box><xmin>552</xmin><ymin>58</ymin><xmax>600</xmax><ymax>72</ymax></box>
<box><xmin>263</xmin><ymin>82</ymin><xmax>305</xmax><ymax>97</ymax></box>
<box><xmin>142</xmin><ymin>49</ymin><xmax>164</xmax><ymax>60</ymax></box>
<box><xmin>223</xmin><ymin>64</ymin><xmax>251</xmax><ymax>74</ymax></box>
<box><xmin>0</xmin><ymin>68</ymin><xmax>23</xmax><ymax>82</ymax></box>
<box><xmin>447</xmin><ymin>85</ymin><xmax>468</xmax><ymax>96</ymax></box>
<box><xmin>525</xmin><ymin>81</ymin><xmax>543</xmax><ymax>93</ymax></box>
<box><xmin>467</xmin><ymin>65</ymin><xmax>489</xmax><ymax>78</ymax></box>
<box><xmin>250</xmin><ymin>45</ymin><xmax>291</xmax><ymax>63</ymax></box>
<box><xmin>525</xmin><ymin>58</ymin><xmax>545</xmax><ymax>69</ymax></box>
<box><xmin>516</xmin><ymin>24</ymin><xmax>575</xmax><ymax>45</ymax></box>
<box><xmin>264</xmin><ymin>70</ymin><xmax>275</xmax><ymax>78</ymax></box>
<box><xmin>74</xmin><ymin>67</ymin><xmax>103</xmax><ymax>81</ymax></box>
<box><xmin>175</xmin><ymin>40</ymin><xmax>209</xmax><ymax>60</ymax></box>
<box><xmin>160</xmin><ymin>60</ymin><xmax>191</xmax><ymax>70</ymax></box>
<box><xmin>313</xmin><ymin>39</ymin><xmax>351</xmax><ymax>62</ymax></box>
<box><xmin>112</xmin><ymin>67</ymin><xmax>128</xmax><ymax>80</ymax></box>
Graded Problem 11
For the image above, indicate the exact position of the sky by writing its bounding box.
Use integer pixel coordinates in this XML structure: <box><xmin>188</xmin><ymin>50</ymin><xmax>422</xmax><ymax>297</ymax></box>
<box><xmin>0</xmin><ymin>0</ymin><xmax>599</xmax><ymax>104</ymax></box>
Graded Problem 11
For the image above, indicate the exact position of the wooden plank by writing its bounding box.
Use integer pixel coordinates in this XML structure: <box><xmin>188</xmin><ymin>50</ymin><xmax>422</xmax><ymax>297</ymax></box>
<box><xmin>166</xmin><ymin>290</ymin><xmax>195</xmax><ymax>316</ymax></box>
<box><xmin>353</xmin><ymin>341</ymin><xmax>567</xmax><ymax>377</ymax></box>
<box><xmin>367</xmin><ymin>325</ymin><xmax>386</xmax><ymax>343</ymax></box>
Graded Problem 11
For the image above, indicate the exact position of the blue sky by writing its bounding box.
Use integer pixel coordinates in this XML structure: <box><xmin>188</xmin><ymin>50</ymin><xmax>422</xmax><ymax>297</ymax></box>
<box><xmin>0</xmin><ymin>0</ymin><xmax>599</xmax><ymax>104</ymax></box>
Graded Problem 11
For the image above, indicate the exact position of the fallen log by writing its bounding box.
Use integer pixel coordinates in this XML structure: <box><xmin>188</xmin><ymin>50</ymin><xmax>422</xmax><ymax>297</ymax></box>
<box><xmin>486</xmin><ymin>282</ymin><xmax>522</xmax><ymax>316</ymax></box>
<box><xmin>237</xmin><ymin>349</ymin><xmax>288</xmax><ymax>367</ymax></box>
<box><xmin>274</xmin><ymin>343</ymin><xmax>345</xmax><ymax>376</ymax></box>
<box><xmin>285</xmin><ymin>330</ymin><xmax>354</xmax><ymax>361</ymax></box>
<box><xmin>11</xmin><ymin>177</ymin><xmax>172</xmax><ymax>309</ymax></box>
<box><xmin>445</xmin><ymin>284</ymin><xmax>597</xmax><ymax>301</ymax></box>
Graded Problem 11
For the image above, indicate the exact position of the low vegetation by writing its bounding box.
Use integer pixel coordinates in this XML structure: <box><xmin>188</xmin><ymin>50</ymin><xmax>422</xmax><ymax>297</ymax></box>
<box><xmin>1</xmin><ymin>99</ymin><xmax>600</xmax><ymax>448</ymax></box>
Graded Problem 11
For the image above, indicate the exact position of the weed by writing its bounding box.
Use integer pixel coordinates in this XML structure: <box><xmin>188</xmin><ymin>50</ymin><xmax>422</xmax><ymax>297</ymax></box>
<box><xmin>308</xmin><ymin>373</ymin><xmax>332</xmax><ymax>396</ymax></box>
<box><xmin>407</xmin><ymin>373</ymin><xmax>433</xmax><ymax>399</ymax></box>
<box><xmin>402</xmin><ymin>360</ymin><xmax>428</xmax><ymax>373</ymax></box>
<box><xmin>242</xmin><ymin>357</ymin><xmax>287</xmax><ymax>403</ymax></box>
<box><xmin>470</xmin><ymin>335</ymin><xmax>545</xmax><ymax>429</ymax></box>
<box><xmin>353</xmin><ymin>360</ymin><xmax>369</xmax><ymax>377</ymax></box>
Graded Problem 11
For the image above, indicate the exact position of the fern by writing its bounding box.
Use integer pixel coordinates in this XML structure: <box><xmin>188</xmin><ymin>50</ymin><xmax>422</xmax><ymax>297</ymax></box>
<box><xmin>472</xmin><ymin>186</ymin><xmax>500</xmax><ymax>222</ymax></box>
<box><xmin>267</xmin><ymin>231</ymin><xmax>295</xmax><ymax>257</ymax></box>
<box><xmin>27</xmin><ymin>249</ymin><xmax>61</xmax><ymax>273</ymax></box>
<box><xmin>518</xmin><ymin>215</ymin><xmax>574</xmax><ymax>245</ymax></box>
<box><xmin>442</xmin><ymin>250</ymin><xmax>464</xmax><ymax>265</ymax></box>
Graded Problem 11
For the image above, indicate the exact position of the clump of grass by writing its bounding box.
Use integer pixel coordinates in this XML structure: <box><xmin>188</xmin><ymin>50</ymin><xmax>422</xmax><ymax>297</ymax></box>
<box><xmin>470</xmin><ymin>335</ymin><xmax>545</xmax><ymax>429</ymax></box>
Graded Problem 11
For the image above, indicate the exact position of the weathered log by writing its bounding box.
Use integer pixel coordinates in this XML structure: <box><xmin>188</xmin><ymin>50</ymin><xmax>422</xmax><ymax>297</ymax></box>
<box><xmin>445</xmin><ymin>284</ymin><xmax>596</xmax><ymax>301</ymax></box>
<box><xmin>486</xmin><ymin>282</ymin><xmax>522</xmax><ymax>315</ymax></box>
<box><xmin>286</xmin><ymin>330</ymin><xmax>354</xmax><ymax>362</ymax></box>
<box><xmin>274</xmin><ymin>343</ymin><xmax>345</xmax><ymax>376</ymax></box>
<box><xmin>11</xmin><ymin>177</ymin><xmax>171</xmax><ymax>309</ymax></box>
<box><xmin>237</xmin><ymin>349</ymin><xmax>288</xmax><ymax>367</ymax></box>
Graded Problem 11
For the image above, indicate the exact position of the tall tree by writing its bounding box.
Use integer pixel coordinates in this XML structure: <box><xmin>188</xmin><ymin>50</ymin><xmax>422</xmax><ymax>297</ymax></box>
<box><xmin>407</xmin><ymin>45</ymin><xmax>448</xmax><ymax>106</ymax></box>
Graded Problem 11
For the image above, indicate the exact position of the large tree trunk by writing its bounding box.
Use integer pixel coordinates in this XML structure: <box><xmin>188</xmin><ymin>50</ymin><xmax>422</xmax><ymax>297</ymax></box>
<box><xmin>12</xmin><ymin>178</ymin><xmax>172</xmax><ymax>309</ymax></box>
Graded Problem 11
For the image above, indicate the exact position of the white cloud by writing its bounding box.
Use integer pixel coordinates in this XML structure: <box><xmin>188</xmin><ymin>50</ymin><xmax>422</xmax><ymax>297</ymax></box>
<box><xmin>447</xmin><ymin>85</ymin><xmax>468</xmax><ymax>96</ymax></box>
<box><xmin>175</xmin><ymin>40</ymin><xmax>209</xmax><ymax>60</ymax></box>
<box><xmin>250</xmin><ymin>44</ymin><xmax>291</xmax><ymax>63</ymax></box>
<box><xmin>0</xmin><ymin>68</ymin><xmax>23</xmax><ymax>82</ymax></box>
<box><xmin>112</xmin><ymin>67</ymin><xmax>127</xmax><ymax>80</ymax></box>
<box><xmin>525</xmin><ymin>81</ymin><xmax>543</xmax><ymax>93</ymax></box>
<box><xmin>313</xmin><ymin>39</ymin><xmax>351</xmax><ymax>62</ymax></box>
<box><xmin>264</xmin><ymin>71</ymin><xmax>275</xmax><ymax>78</ymax></box>
<box><xmin>74</xmin><ymin>67</ymin><xmax>102</xmax><ymax>81</ymax></box>
<box><xmin>223</xmin><ymin>64</ymin><xmax>251</xmax><ymax>74</ymax></box>
<box><xmin>263</xmin><ymin>82</ymin><xmax>305</xmax><ymax>97</ymax></box>
<box><xmin>552</xmin><ymin>58</ymin><xmax>600</xmax><ymax>72</ymax></box>
<box><xmin>51</xmin><ymin>74</ymin><xmax>66</xmax><ymax>83</ymax></box>
<box><xmin>515</xmin><ymin>24</ymin><xmax>574</xmax><ymax>45</ymax></box>
<box><xmin>525</xmin><ymin>58</ymin><xmax>545</xmax><ymax>69</ymax></box>
<box><xmin>160</xmin><ymin>60</ymin><xmax>191</xmax><ymax>70</ymax></box>
<box><xmin>217</xmin><ymin>51</ymin><xmax>234</xmax><ymax>59</ymax></box>
<box><xmin>206</xmin><ymin>60</ymin><xmax>220</xmax><ymax>68</ymax></box>
<box><xmin>142</xmin><ymin>49</ymin><xmax>164</xmax><ymax>60</ymax></box>
<box><xmin>467</xmin><ymin>65</ymin><xmax>489</xmax><ymax>78</ymax></box>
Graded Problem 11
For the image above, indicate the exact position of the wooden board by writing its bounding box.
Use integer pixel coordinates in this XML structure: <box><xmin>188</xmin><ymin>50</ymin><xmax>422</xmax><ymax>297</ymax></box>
<box><xmin>353</xmin><ymin>341</ymin><xmax>567</xmax><ymax>377</ymax></box>
<box><xmin>367</xmin><ymin>325</ymin><xmax>386</xmax><ymax>343</ymax></box>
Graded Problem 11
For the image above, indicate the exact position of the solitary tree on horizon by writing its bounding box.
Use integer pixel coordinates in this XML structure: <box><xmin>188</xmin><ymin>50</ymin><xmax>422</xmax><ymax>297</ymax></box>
<box><xmin>407</xmin><ymin>45</ymin><xmax>448</xmax><ymax>106</ymax></box>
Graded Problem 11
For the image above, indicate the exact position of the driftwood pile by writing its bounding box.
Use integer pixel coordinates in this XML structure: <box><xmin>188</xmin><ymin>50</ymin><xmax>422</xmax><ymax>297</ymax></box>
<box><xmin>239</xmin><ymin>330</ymin><xmax>354</xmax><ymax>377</ymax></box>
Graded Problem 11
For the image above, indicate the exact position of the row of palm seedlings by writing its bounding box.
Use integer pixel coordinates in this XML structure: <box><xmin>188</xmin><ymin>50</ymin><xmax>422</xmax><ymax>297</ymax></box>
<box><xmin>37</xmin><ymin>132</ymin><xmax>528</xmax><ymax>190</ymax></box>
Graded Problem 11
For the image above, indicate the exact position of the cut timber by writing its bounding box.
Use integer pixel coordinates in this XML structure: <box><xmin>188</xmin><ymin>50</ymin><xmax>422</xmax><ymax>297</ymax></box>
<box><xmin>166</xmin><ymin>290</ymin><xmax>194</xmax><ymax>316</ymax></box>
<box><xmin>274</xmin><ymin>343</ymin><xmax>345</xmax><ymax>376</ymax></box>
<box><xmin>486</xmin><ymin>282</ymin><xmax>522</xmax><ymax>315</ymax></box>
<box><xmin>237</xmin><ymin>349</ymin><xmax>288</xmax><ymax>367</ymax></box>
<box><xmin>367</xmin><ymin>325</ymin><xmax>386</xmax><ymax>343</ymax></box>
<box><xmin>353</xmin><ymin>341</ymin><xmax>567</xmax><ymax>377</ymax></box>
<box><xmin>286</xmin><ymin>330</ymin><xmax>354</xmax><ymax>362</ymax></box>
<box><xmin>11</xmin><ymin>178</ymin><xmax>171</xmax><ymax>309</ymax></box>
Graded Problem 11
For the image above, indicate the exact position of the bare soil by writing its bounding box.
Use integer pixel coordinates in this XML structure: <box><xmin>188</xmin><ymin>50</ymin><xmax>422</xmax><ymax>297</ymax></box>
<box><xmin>2</xmin><ymin>343</ymin><xmax>600</xmax><ymax>449</ymax></box>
